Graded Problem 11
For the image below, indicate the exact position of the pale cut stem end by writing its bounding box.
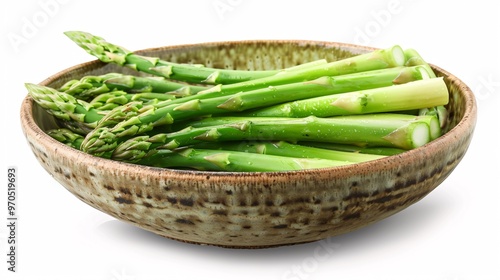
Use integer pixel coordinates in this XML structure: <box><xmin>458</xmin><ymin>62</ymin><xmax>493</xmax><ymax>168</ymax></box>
<box><xmin>411</xmin><ymin>123</ymin><xmax>431</xmax><ymax>148</ymax></box>
<box><xmin>391</xmin><ymin>45</ymin><xmax>406</xmax><ymax>67</ymax></box>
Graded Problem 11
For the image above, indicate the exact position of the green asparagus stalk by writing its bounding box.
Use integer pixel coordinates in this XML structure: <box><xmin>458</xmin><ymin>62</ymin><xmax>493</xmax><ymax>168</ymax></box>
<box><xmin>242</xmin><ymin>77</ymin><xmax>449</xmax><ymax>118</ymax></box>
<box><xmin>60</xmin><ymin>73</ymin><xmax>207</xmax><ymax>101</ymax></box>
<box><xmin>64</xmin><ymin>31</ymin><xmax>284</xmax><ymax>84</ymax></box>
<box><xmin>196</xmin><ymin>45</ymin><xmax>406</xmax><ymax>96</ymax></box>
<box><xmin>136</xmin><ymin>148</ymin><xmax>349</xmax><ymax>172</ymax></box>
<box><xmin>25</xmin><ymin>83</ymin><xmax>105</xmax><ymax>129</ymax></box>
<box><xmin>103</xmin><ymin>74</ymin><xmax>207</xmax><ymax>94</ymax></box>
<box><xmin>103</xmin><ymin>114</ymin><xmax>435</xmax><ymax>161</ymax></box>
<box><xmin>169</xmin><ymin>113</ymin><xmax>440</xmax><ymax>139</ymax></box>
<box><xmin>47</xmin><ymin>128</ymin><xmax>85</xmax><ymax>149</ymax></box>
<box><xmin>168</xmin><ymin>111</ymin><xmax>440</xmax><ymax>140</ymax></box>
<box><xmin>298</xmin><ymin>142</ymin><xmax>406</xmax><ymax>156</ymax></box>
<box><xmin>193</xmin><ymin>141</ymin><xmax>386</xmax><ymax>163</ymax></box>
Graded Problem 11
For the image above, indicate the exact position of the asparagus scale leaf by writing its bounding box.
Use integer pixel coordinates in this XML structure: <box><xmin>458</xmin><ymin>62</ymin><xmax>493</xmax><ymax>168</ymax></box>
<box><xmin>88</xmin><ymin>91</ymin><xmax>177</xmax><ymax>111</ymax></box>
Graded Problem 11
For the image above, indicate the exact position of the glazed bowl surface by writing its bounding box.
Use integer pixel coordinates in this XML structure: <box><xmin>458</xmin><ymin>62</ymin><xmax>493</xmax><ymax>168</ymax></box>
<box><xmin>20</xmin><ymin>40</ymin><xmax>477</xmax><ymax>248</ymax></box>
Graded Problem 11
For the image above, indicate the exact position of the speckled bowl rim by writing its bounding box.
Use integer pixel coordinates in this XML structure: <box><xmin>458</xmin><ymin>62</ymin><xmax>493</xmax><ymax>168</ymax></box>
<box><xmin>20</xmin><ymin>40</ymin><xmax>478</xmax><ymax>183</ymax></box>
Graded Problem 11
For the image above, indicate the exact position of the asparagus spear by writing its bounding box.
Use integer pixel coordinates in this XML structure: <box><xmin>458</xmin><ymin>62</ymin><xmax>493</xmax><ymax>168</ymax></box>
<box><xmin>60</xmin><ymin>73</ymin><xmax>207</xmax><ymax>101</ymax></box>
<box><xmin>64</xmin><ymin>31</ymin><xmax>283</xmax><ymax>84</ymax></box>
<box><xmin>298</xmin><ymin>142</ymin><xmax>406</xmax><ymax>156</ymax></box>
<box><xmin>174</xmin><ymin>104</ymin><xmax>440</xmax><ymax>144</ymax></box>
<box><xmin>193</xmin><ymin>141</ymin><xmax>386</xmax><ymax>163</ymax></box>
<box><xmin>196</xmin><ymin>44</ymin><xmax>406</xmax><ymax>96</ymax></box>
<box><xmin>25</xmin><ymin>83</ymin><xmax>104</xmax><ymax>129</ymax></box>
<box><xmin>242</xmin><ymin>77</ymin><xmax>449</xmax><ymax>118</ymax></box>
<box><xmin>137</xmin><ymin>148</ymin><xmax>350</xmax><ymax>172</ymax></box>
<box><xmin>104</xmin><ymin>114</ymin><xmax>435</xmax><ymax>161</ymax></box>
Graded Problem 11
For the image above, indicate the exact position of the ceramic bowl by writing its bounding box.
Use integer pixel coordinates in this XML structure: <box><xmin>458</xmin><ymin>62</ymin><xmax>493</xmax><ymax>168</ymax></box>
<box><xmin>20</xmin><ymin>40</ymin><xmax>477</xmax><ymax>248</ymax></box>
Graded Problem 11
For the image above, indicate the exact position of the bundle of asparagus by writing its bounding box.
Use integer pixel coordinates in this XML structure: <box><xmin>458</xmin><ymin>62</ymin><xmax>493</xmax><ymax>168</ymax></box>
<box><xmin>26</xmin><ymin>31</ymin><xmax>449</xmax><ymax>172</ymax></box>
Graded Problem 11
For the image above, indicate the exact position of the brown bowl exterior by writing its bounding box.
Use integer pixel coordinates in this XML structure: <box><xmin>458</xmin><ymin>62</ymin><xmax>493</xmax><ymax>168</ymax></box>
<box><xmin>20</xmin><ymin>40</ymin><xmax>477</xmax><ymax>248</ymax></box>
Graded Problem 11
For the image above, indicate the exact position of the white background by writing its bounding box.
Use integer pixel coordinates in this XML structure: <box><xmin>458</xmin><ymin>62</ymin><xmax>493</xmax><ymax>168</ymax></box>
<box><xmin>1</xmin><ymin>0</ymin><xmax>499</xmax><ymax>279</ymax></box>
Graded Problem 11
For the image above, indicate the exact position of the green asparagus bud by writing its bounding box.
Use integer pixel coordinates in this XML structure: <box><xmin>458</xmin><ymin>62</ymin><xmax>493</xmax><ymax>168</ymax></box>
<box><xmin>25</xmin><ymin>83</ymin><xmax>104</xmax><ymax>128</ymax></box>
<box><xmin>47</xmin><ymin>128</ymin><xmax>85</xmax><ymax>149</ymax></box>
